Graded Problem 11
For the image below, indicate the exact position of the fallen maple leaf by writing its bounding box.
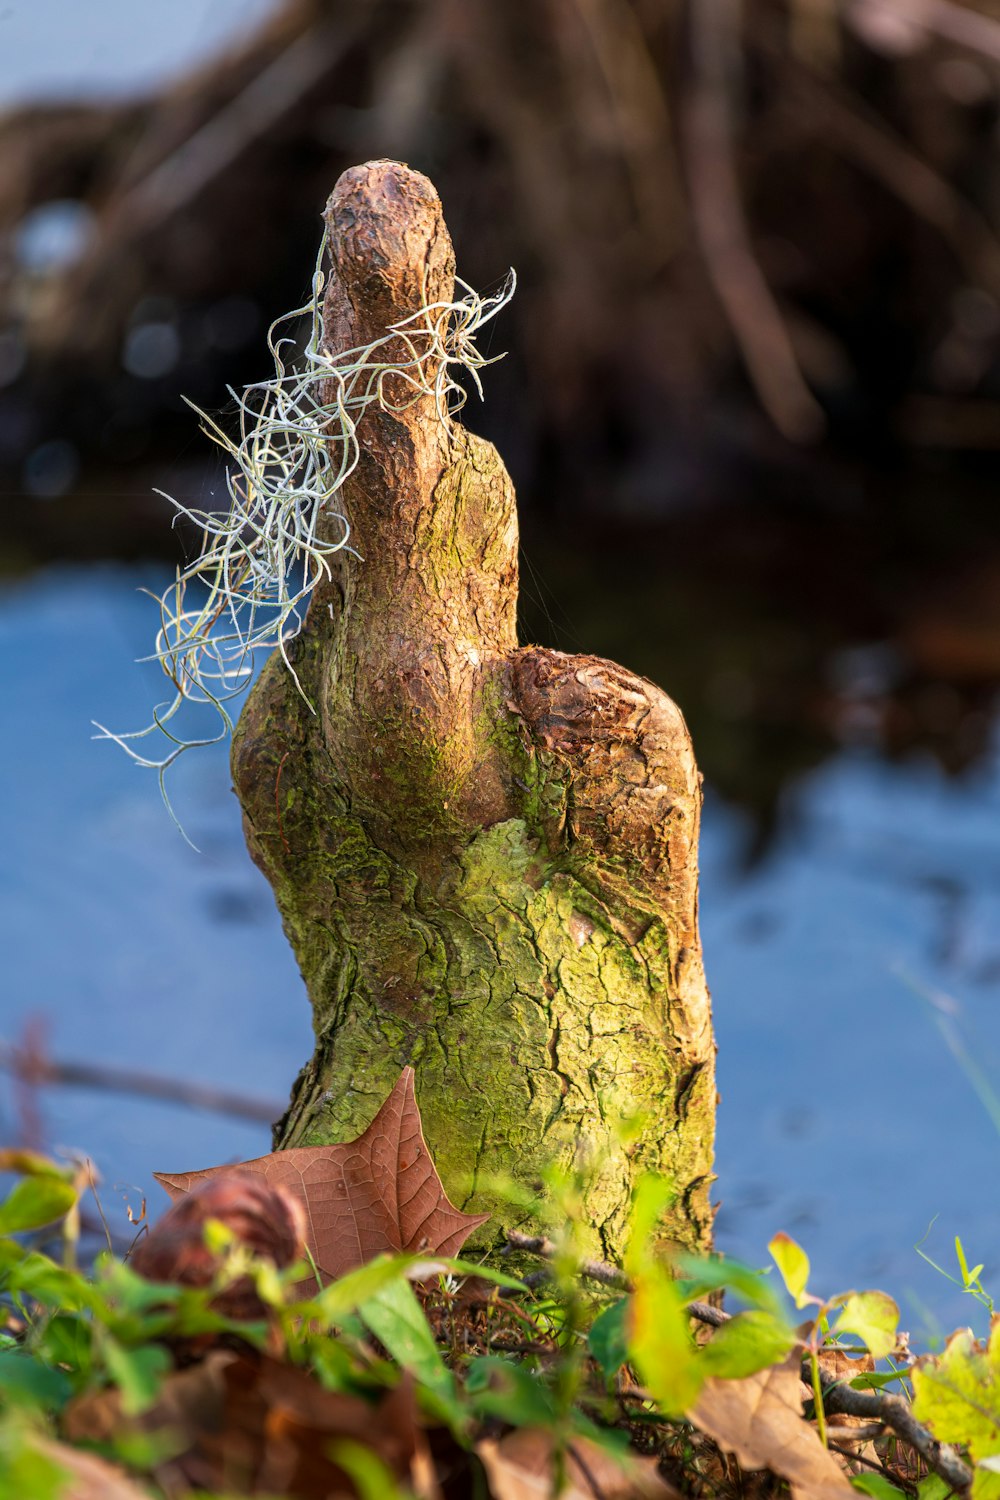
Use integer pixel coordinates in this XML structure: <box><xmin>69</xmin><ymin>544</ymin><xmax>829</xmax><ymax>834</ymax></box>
<box><xmin>689</xmin><ymin>1349</ymin><xmax>856</xmax><ymax>1500</ymax></box>
<box><xmin>155</xmin><ymin>1068</ymin><xmax>489</xmax><ymax>1284</ymax></box>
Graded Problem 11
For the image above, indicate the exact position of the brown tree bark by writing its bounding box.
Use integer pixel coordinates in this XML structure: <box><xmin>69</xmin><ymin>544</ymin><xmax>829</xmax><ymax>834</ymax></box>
<box><xmin>232</xmin><ymin>159</ymin><xmax>715</xmax><ymax>1259</ymax></box>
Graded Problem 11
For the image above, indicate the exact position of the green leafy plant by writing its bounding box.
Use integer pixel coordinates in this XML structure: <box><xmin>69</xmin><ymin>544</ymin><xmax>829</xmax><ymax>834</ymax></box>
<box><xmin>0</xmin><ymin>1137</ymin><xmax>987</xmax><ymax>1500</ymax></box>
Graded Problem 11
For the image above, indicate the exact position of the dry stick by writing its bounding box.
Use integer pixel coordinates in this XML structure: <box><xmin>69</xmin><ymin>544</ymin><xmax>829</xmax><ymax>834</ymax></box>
<box><xmin>505</xmin><ymin>1231</ymin><xmax>974</xmax><ymax>1495</ymax></box>
<box><xmin>122</xmin><ymin>11</ymin><xmax>371</xmax><ymax>234</ymax></box>
<box><xmin>903</xmin><ymin>0</ymin><xmax>1000</xmax><ymax>63</ymax></box>
<box><xmin>827</xmin><ymin>1440</ymin><xmax>918</xmax><ymax>1496</ymax></box>
<box><xmin>681</xmin><ymin>0</ymin><xmax>825</xmax><ymax>445</ymax></box>
<box><xmin>0</xmin><ymin>1042</ymin><xmax>283</xmax><ymax>1125</ymax></box>
<box><xmin>504</xmin><ymin>1229</ymin><xmax>629</xmax><ymax>1289</ymax></box>
<box><xmin>816</xmin><ymin>1379</ymin><xmax>971</xmax><ymax>1496</ymax></box>
<box><xmin>751</xmin><ymin>29</ymin><xmax>1000</xmax><ymax>303</ymax></box>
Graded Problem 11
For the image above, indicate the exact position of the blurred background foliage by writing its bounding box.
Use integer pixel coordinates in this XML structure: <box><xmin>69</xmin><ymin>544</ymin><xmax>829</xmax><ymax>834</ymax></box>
<box><xmin>2</xmin><ymin>0</ymin><xmax>1000</xmax><ymax>831</ymax></box>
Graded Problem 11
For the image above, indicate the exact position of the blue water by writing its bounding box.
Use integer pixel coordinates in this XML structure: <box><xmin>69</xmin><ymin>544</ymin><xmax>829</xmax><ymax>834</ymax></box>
<box><xmin>2</xmin><ymin>564</ymin><xmax>998</xmax><ymax>1336</ymax></box>
<box><xmin>0</xmin><ymin>565</ymin><xmax>312</xmax><ymax>1212</ymax></box>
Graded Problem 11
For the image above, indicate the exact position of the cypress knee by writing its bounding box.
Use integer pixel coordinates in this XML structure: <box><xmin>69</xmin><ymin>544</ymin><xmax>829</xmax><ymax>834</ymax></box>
<box><xmin>232</xmin><ymin>159</ymin><xmax>715</xmax><ymax>1259</ymax></box>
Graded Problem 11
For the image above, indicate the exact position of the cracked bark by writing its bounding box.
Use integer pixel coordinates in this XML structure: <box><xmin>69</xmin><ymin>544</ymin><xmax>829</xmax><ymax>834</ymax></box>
<box><xmin>232</xmin><ymin>159</ymin><xmax>715</xmax><ymax>1258</ymax></box>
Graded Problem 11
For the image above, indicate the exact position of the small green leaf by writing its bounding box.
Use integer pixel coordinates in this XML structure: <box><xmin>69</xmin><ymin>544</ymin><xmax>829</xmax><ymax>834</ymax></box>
<box><xmin>3</xmin><ymin>1252</ymin><xmax>94</xmax><ymax>1312</ymax></box>
<box><xmin>848</xmin><ymin>1369</ymin><xmax>911</xmax><ymax>1390</ymax></box>
<box><xmin>956</xmin><ymin>1238</ymin><xmax>986</xmax><ymax>1289</ymax></box>
<box><xmin>0</xmin><ymin>1350</ymin><xmax>72</xmax><ymax>1411</ymax></box>
<box><xmin>246</xmin><ymin>1258</ymin><xmax>285</xmax><ymax>1309</ymax></box>
<box><xmin>675</xmin><ymin>1252</ymin><xmax>784</xmax><ymax>1319</ymax></box>
<box><xmin>306</xmin><ymin>1337</ymin><xmax>357</xmax><ymax>1393</ymax></box>
<box><xmin>625</xmin><ymin>1176</ymin><xmax>702</xmax><ymax>1416</ymax></box>
<box><xmin>105</xmin><ymin>1426</ymin><xmax>187</xmax><ymax>1471</ymax></box>
<box><xmin>98</xmin><ymin>1254</ymin><xmax>182</xmax><ymax>1314</ymax></box>
<box><xmin>851</xmin><ymin>1473</ymin><xmax>908</xmax><ymax>1499</ymax></box>
<box><xmin>465</xmin><ymin>1357</ymin><xmax>557</xmax><ymax>1427</ymax></box>
<box><xmin>329</xmin><ymin>1439</ymin><xmax>406</xmax><ymax>1500</ymax></box>
<box><xmin>357</xmin><ymin>1278</ymin><xmax>461</xmax><ymax>1423</ymax></box>
<box><xmin>700</xmin><ymin>1309</ymin><xmax>796</xmax><ymax>1380</ymax></box>
<box><xmin>917</xmin><ymin>1475</ymin><xmax>954</xmax><ymax>1500</ymax></box>
<box><xmin>833</xmin><ymin>1292</ymin><xmax>899</xmax><ymax>1361</ymax></box>
<box><xmin>0</xmin><ymin>1177</ymin><xmax>77</xmax><ymax>1235</ymax></box>
<box><xmin>0</xmin><ymin>1432</ymin><xmax>68</xmax><ymax>1500</ymax></box>
<box><xmin>304</xmin><ymin>1254</ymin><xmax>411</xmax><ymax>1326</ymax></box>
<box><xmin>37</xmin><ymin>1313</ymin><xmax>92</xmax><ymax>1380</ymax></box>
<box><xmin>0</xmin><ymin>1151</ymin><xmax>73</xmax><ymax>1180</ymax></box>
<box><xmin>589</xmin><ymin>1299</ymin><xmax>630</xmax><ymax>1378</ymax></box>
<box><xmin>103</xmin><ymin>1338</ymin><xmax>171</xmax><ymax>1416</ymax></box>
<box><xmin>768</xmin><ymin>1233</ymin><xmax>811</xmax><ymax>1308</ymax></box>
<box><xmin>202</xmin><ymin>1218</ymin><xmax>236</xmax><ymax>1254</ymax></box>
<box><xmin>627</xmin><ymin>1262</ymin><xmax>702</xmax><ymax>1415</ymax></box>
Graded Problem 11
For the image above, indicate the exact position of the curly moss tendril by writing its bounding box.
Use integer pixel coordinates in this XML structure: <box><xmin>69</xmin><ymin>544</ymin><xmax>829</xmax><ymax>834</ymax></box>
<box><xmin>93</xmin><ymin>229</ymin><xmax>515</xmax><ymax>842</ymax></box>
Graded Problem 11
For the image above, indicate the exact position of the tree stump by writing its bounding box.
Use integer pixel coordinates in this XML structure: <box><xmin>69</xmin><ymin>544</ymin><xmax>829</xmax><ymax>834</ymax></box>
<box><xmin>232</xmin><ymin>159</ymin><xmax>715</xmax><ymax>1259</ymax></box>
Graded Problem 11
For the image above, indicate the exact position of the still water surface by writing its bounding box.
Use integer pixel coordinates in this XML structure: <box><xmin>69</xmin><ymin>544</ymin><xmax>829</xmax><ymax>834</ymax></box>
<box><xmin>2</xmin><ymin>565</ymin><xmax>999</xmax><ymax>1335</ymax></box>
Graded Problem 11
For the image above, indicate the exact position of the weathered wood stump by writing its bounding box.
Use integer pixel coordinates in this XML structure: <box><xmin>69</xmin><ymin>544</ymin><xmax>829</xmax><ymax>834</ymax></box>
<box><xmin>232</xmin><ymin>159</ymin><xmax>715</xmax><ymax>1259</ymax></box>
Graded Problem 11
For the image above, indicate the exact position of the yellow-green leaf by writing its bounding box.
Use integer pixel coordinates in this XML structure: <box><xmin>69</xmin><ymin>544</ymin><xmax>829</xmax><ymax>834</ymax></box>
<box><xmin>833</xmin><ymin>1291</ymin><xmax>899</xmax><ymax>1361</ymax></box>
<box><xmin>625</xmin><ymin>1176</ymin><xmax>675</xmax><ymax>1271</ymax></box>
<box><xmin>301</xmin><ymin>1254</ymin><xmax>410</xmax><ymax>1326</ymax></box>
<box><xmin>0</xmin><ymin>1178</ymin><xmax>77</xmax><ymax>1236</ymax></box>
<box><xmin>768</xmin><ymin>1233</ymin><xmax>811</xmax><ymax>1308</ymax></box>
<box><xmin>912</xmin><ymin>1326</ymin><xmax>1000</xmax><ymax>1500</ymax></box>
<box><xmin>627</xmin><ymin>1260</ymin><xmax>703</xmax><ymax>1416</ymax></box>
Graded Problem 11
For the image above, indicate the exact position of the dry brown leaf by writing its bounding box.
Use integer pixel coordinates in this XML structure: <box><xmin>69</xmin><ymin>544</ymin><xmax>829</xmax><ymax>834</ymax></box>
<box><xmin>478</xmin><ymin>1428</ymin><xmax>679</xmax><ymax>1500</ymax></box>
<box><xmin>65</xmin><ymin>1348</ymin><xmax>442</xmax><ymax>1499</ymax></box>
<box><xmin>156</xmin><ymin>1067</ymin><xmax>488</xmax><ymax>1284</ymax></box>
<box><xmin>817</xmin><ymin>1346</ymin><xmax>875</xmax><ymax>1385</ymax></box>
<box><xmin>689</xmin><ymin>1350</ymin><xmax>856</xmax><ymax>1500</ymax></box>
<box><xmin>178</xmin><ymin>1353</ymin><xmax>430</xmax><ymax>1497</ymax></box>
<box><xmin>63</xmin><ymin>1348</ymin><xmax>234</xmax><ymax>1450</ymax></box>
<box><xmin>32</xmin><ymin>1438</ymin><xmax>150</xmax><ymax>1500</ymax></box>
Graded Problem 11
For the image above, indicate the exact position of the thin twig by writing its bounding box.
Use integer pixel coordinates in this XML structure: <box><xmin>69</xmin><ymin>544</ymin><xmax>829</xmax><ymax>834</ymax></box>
<box><xmin>687</xmin><ymin>1299</ymin><xmax>728</xmax><ymax>1328</ymax></box>
<box><xmin>123</xmin><ymin>15</ymin><xmax>369</xmax><ymax>234</ymax></box>
<box><xmin>827</xmin><ymin>1440</ymin><xmax>918</xmax><ymax>1495</ymax></box>
<box><xmin>681</xmin><ymin>0</ymin><xmax>824</xmax><ymax>443</ymax></box>
<box><xmin>0</xmin><ymin>1040</ymin><xmax>283</xmax><ymax>1125</ymax></box>
<box><xmin>504</xmin><ymin>1230</ymin><xmax>630</xmax><ymax>1289</ymax></box>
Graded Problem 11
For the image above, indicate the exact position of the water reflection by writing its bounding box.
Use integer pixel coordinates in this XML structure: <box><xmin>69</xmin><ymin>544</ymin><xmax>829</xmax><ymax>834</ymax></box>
<box><xmin>2</xmin><ymin>564</ymin><xmax>999</xmax><ymax>1333</ymax></box>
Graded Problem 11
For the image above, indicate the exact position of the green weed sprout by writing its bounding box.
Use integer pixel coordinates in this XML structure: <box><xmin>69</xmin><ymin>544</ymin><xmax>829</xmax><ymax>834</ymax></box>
<box><xmin>94</xmin><ymin>229</ymin><xmax>515</xmax><ymax>839</ymax></box>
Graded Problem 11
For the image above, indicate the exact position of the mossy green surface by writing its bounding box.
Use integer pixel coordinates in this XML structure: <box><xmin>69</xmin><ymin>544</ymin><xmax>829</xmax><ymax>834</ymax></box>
<box><xmin>234</xmin><ymin>627</ymin><xmax>715</xmax><ymax>1261</ymax></box>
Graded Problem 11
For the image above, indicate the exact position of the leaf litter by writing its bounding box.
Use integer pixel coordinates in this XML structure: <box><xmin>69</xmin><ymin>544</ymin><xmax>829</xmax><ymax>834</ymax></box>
<box><xmin>0</xmin><ymin>1071</ymin><xmax>965</xmax><ymax>1500</ymax></box>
